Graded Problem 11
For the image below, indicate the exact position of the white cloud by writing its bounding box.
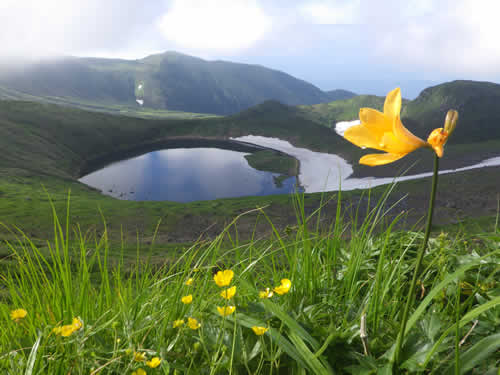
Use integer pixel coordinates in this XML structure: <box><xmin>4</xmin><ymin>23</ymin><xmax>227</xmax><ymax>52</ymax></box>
<box><xmin>157</xmin><ymin>0</ymin><xmax>271</xmax><ymax>51</ymax></box>
<box><xmin>370</xmin><ymin>0</ymin><xmax>500</xmax><ymax>76</ymax></box>
<box><xmin>299</xmin><ymin>0</ymin><xmax>360</xmax><ymax>24</ymax></box>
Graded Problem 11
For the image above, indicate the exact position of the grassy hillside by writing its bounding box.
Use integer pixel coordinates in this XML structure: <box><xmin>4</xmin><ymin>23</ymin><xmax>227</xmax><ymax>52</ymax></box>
<box><xmin>0</xmin><ymin>99</ymin><xmax>344</xmax><ymax>180</ymax></box>
<box><xmin>324</xmin><ymin>88</ymin><xmax>357</xmax><ymax>101</ymax></box>
<box><xmin>0</xmin><ymin>52</ymin><xmax>338</xmax><ymax>115</ymax></box>
<box><xmin>402</xmin><ymin>80</ymin><xmax>500</xmax><ymax>143</ymax></box>
<box><xmin>0</xmin><ymin>84</ymin><xmax>218</xmax><ymax>120</ymax></box>
<box><xmin>299</xmin><ymin>94</ymin><xmax>385</xmax><ymax>127</ymax></box>
<box><xmin>297</xmin><ymin>80</ymin><xmax>500</xmax><ymax>176</ymax></box>
<box><xmin>0</xmin><ymin>97</ymin><xmax>498</xmax><ymax>246</ymax></box>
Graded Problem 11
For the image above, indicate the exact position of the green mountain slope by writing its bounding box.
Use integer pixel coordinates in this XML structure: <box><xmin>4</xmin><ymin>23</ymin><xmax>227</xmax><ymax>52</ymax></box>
<box><xmin>0</xmin><ymin>99</ymin><xmax>343</xmax><ymax>181</ymax></box>
<box><xmin>299</xmin><ymin>95</ymin><xmax>385</xmax><ymax>127</ymax></box>
<box><xmin>299</xmin><ymin>80</ymin><xmax>500</xmax><ymax>145</ymax></box>
<box><xmin>0</xmin><ymin>52</ymin><xmax>339</xmax><ymax>115</ymax></box>
<box><xmin>324</xmin><ymin>89</ymin><xmax>357</xmax><ymax>101</ymax></box>
<box><xmin>402</xmin><ymin>80</ymin><xmax>500</xmax><ymax>143</ymax></box>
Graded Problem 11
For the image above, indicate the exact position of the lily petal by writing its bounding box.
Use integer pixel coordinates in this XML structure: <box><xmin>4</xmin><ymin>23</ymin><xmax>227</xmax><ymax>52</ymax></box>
<box><xmin>359</xmin><ymin>153</ymin><xmax>406</xmax><ymax>166</ymax></box>
<box><xmin>383</xmin><ymin>88</ymin><xmax>401</xmax><ymax>119</ymax></box>
<box><xmin>359</xmin><ymin>108</ymin><xmax>392</xmax><ymax>133</ymax></box>
<box><xmin>344</xmin><ymin>124</ymin><xmax>384</xmax><ymax>150</ymax></box>
<box><xmin>392</xmin><ymin>116</ymin><xmax>427</xmax><ymax>151</ymax></box>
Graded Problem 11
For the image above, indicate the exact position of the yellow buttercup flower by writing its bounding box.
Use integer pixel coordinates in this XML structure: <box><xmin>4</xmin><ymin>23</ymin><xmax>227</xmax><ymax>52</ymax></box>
<box><xmin>72</xmin><ymin>317</ymin><xmax>83</xmax><ymax>331</ymax></box>
<box><xmin>146</xmin><ymin>357</ymin><xmax>162</xmax><ymax>368</ymax></box>
<box><xmin>181</xmin><ymin>294</ymin><xmax>193</xmax><ymax>304</ymax></box>
<box><xmin>187</xmin><ymin>317</ymin><xmax>201</xmax><ymax>330</ymax></box>
<box><xmin>185</xmin><ymin>278</ymin><xmax>194</xmax><ymax>286</ymax></box>
<box><xmin>259</xmin><ymin>288</ymin><xmax>273</xmax><ymax>299</ymax></box>
<box><xmin>132</xmin><ymin>368</ymin><xmax>147</xmax><ymax>375</ymax></box>
<box><xmin>214</xmin><ymin>270</ymin><xmax>234</xmax><ymax>287</ymax></box>
<box><xmin>173</xmin><ymin>319</ymin><xmax>185</xmax><ymax>328</ymax></box>
<box><xmin>217</xmin><ymin>305</ymin><xmax>236</xmax><ymax>317</ymax></box>
<box><xmin>52</xmin><ymin>317</ymin><xmax>83</xmax><ymax>337</ymax></box>
<box><xmin>342</xmin><ymin>88</ymin><xmax>457</xmax><ymax>166</ymax></box>
<box><xmin>10</xmin><ymin>308</ymin><xmax>27</xmax><ymax>321</ymax></box>
<box><xmin>251</xmin><ymin>326</ymin><xmax>268</xmax><ymax>336</ymax></box>
<box><xmin>273</xmin><ymin>279</ymin><xmax>292</xmax><ymax>295</ymax></box>
<box><xmin>134</xmin><ymin>351</ymin><xmax>147</xmax><ymax>362</ymax></box>
<box><xmin>220</xmin><ymin>286</ymin><xmax>236</xmax><ymax>300</ymax></box>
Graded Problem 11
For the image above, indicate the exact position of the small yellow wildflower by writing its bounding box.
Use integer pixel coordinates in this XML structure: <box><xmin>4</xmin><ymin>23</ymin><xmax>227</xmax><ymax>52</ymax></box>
<box><xmin>187</xmin><ymin>317</ymin><xmax>201</xmax><ymax>330</ymax></box>
<box><xmin>220</xmin><ymin>286</ymin><xmax>236</xmax><ymax>300</ymax></box>
<box><xmin>60</xmin><ymin>325</ymin><xmax>76</xmax><ymax>337</ymax></box>
<box><xmin>217</xmin><ymin>305</ymin><xmax>236</xmax><ymax>317</ymax></box>
<box><xmin>259</xmin><ymin>288</ymin><xmax>273</xmax><ymax>299</ymax></box>
<box><xmin>146</xmin><ymin>357</ymin><xmax>162</xmax><ymax>368</ymax></box>
<box><xmin>214</xmin><ymin>270</ymin><xmax>234</xmax><ymax>287</ymax></box>
<box><xmin>134</xmin><ymin>351</ymin><xmax>147</xmax><ymax>362</ymax></box>
<box><xmin>132</xmin><ymin>369</ymin><xmax>147</xmax><ymax>375</ymax></box>
<box><xmin>173</xmin><ymin>319</ymin><xmax>185</xmax><ymax>328</ymax></box>
<box><xmin>53</xmin><ymin>317</ymin><xmax>83</xmax><ymax>337</ymax></box>
<box><xmin>10</xmin><ymin>308</ymin><xmax>27</xmax><ymax>321</ymax></box>
<box><xmin>251</xmin><ymin>326</ymin><xmax>268</xmax><ymax>336</ymax></box>
<box><xmin>181</xmin><ymin>294</ymin><xmax>193</xmax><ymax>304</ymax></box>
<box><xmin>274</xmin><ymin>279</ymin><xmax>292</xmax><ymax>295</ymax></box>
<box><xmin>185</xmin><ymin>278</ymin><xmax>194</xmax><ymax>286</ymax></box>
<box><xmin>72</xmin><ymin>317</ymin><xmax>83</xmax><ymax>331</ymax></box>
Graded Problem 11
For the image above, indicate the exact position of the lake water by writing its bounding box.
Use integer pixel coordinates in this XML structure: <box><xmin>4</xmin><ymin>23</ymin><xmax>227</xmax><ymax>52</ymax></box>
<box><xmin>80</xmin><ymin>136</ymin><xmax>500</xmax><ymax>202</ymax></box>
<box><xmin>79</xmin><ymin>147</ymin><xmax>298</xmax><ymax>202</ymax></box>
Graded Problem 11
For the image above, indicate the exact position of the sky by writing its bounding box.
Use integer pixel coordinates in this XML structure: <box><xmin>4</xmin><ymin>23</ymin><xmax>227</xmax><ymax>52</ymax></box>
<box><xmin>1</xmin><ymin>0</ymin><xmax>500</xmax><ymax>98</ymax></box>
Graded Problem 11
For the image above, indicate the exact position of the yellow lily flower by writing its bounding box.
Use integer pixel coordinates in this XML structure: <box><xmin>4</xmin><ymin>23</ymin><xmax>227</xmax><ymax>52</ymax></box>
<box><xmin>185</xmin><ymin>278</ymin><xmax>194</xmax><ymax>286</ymax></box>
<box><xmin>343</xmin><ymin>88</ymin><xmax>457</xmax><ymax>166</ymax></box>
<box><xmin>214</xmin><ymin>270</ymin><xmax>234</xmax><ymax>287</ymax></box>
<box><xmin>132</xmin><ymin>368</ymin><xmax>147</xmax><ymax>375</ymax></box>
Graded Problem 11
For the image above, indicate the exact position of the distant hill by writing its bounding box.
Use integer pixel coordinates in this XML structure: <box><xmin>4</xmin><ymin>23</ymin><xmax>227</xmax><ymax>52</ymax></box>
<box><xmin>324</xmin><ymin>89</ymin><xmax>356</xmax><ymax>101</ymax></box>
<box><xmin>299</xmin><ymin>95</ymin><xmax>385</xmax><ymax>127</ymax></box>
<box><xmin>402</xmin><ymin>80</ymin><xmax>500</xmax><ymax>143</ymax></box>
<box><xmin>299</xmin><ymin>80</ymin><xmax>500</xmax><ymax>144</ymax></box>
<box><xmin>0</xmin><ymin>52</ymin><xmax>348</xmax><ymax>115</ymax></box>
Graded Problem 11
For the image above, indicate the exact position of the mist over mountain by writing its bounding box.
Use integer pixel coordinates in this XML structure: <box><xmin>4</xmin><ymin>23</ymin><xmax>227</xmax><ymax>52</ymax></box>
<box><xmin>0</xmin><ymin>51</ymin><xmax>349</xmax><ymax>115</ymax></box>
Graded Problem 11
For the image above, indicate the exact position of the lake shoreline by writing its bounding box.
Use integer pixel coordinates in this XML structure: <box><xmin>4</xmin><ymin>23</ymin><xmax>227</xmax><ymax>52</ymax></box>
<box><xmin>79</xmin><ymin>136</ymin><xmax>298</xmax><ymax>178</ymax></box>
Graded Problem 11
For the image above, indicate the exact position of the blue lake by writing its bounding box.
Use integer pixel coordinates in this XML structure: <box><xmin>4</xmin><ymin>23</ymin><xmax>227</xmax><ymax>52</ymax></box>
<box><xmin>79</xmin><ymin>147</ymin><xmax>298</xmax><ymax>202</ymax></box>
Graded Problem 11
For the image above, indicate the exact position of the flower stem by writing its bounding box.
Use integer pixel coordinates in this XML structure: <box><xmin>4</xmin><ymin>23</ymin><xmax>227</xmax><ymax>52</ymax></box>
<box><xmin>393</xmin><ymin>154</ymin><xmax>439</xmax><ymax>369</ymax></box>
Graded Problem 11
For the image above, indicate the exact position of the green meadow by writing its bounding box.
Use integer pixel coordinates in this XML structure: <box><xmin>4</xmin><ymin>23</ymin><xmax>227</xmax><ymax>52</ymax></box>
<box><xmin>0</xmin><ymin>87</ymin><xmax>499</xmax><ymax>373</ymax></box>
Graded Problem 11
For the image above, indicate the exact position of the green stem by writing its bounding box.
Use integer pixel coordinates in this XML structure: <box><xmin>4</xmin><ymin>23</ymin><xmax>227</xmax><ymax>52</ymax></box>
<box><xmin>393</xmin><ymin>154</ymin><xmax>439</xmax><ymax>369</ymax></box>
<box><xmin>455</xmin><ymin>281</ymin><xmax>460</xmax><ymax>375</ymax></box>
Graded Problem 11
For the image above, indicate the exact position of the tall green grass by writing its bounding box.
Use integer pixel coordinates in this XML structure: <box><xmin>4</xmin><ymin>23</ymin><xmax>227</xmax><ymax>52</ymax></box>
<box><xmin>0</xmin><ymin>189</ymin><xmax>499</xmax><ymax>374</ymax></box>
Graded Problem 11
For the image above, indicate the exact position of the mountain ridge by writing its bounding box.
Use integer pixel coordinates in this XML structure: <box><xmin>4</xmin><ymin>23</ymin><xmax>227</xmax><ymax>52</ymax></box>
<box><xmin>0</xmin><ymin>51</ymin><xmax>347</xmax><ymax>115</ymax></box>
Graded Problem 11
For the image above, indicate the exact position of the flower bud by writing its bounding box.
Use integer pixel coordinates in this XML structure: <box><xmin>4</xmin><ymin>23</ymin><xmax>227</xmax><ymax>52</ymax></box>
<box><xmin>444</xmin><ymin>110</ymin><xmax>458</xmax><ymax>135</ymax></box>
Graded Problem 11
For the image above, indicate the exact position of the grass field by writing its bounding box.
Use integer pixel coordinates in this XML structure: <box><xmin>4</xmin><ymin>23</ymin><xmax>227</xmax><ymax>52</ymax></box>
<box><xmin>0</xmin><ymin>189</ymin><xmax>499</xmax><ymax>373</ymax></box>
<box><xmin>0</xmin><ymin>92</ymin><xmax>499</xmax><ymax>373</ymax></box>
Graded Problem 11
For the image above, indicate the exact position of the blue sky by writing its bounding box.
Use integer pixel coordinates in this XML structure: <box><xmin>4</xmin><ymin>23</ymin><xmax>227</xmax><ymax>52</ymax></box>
<box><xmin>1</xmin><ymin>0</ymin><xmax>499</xmax><ymax>97</ymax></box>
